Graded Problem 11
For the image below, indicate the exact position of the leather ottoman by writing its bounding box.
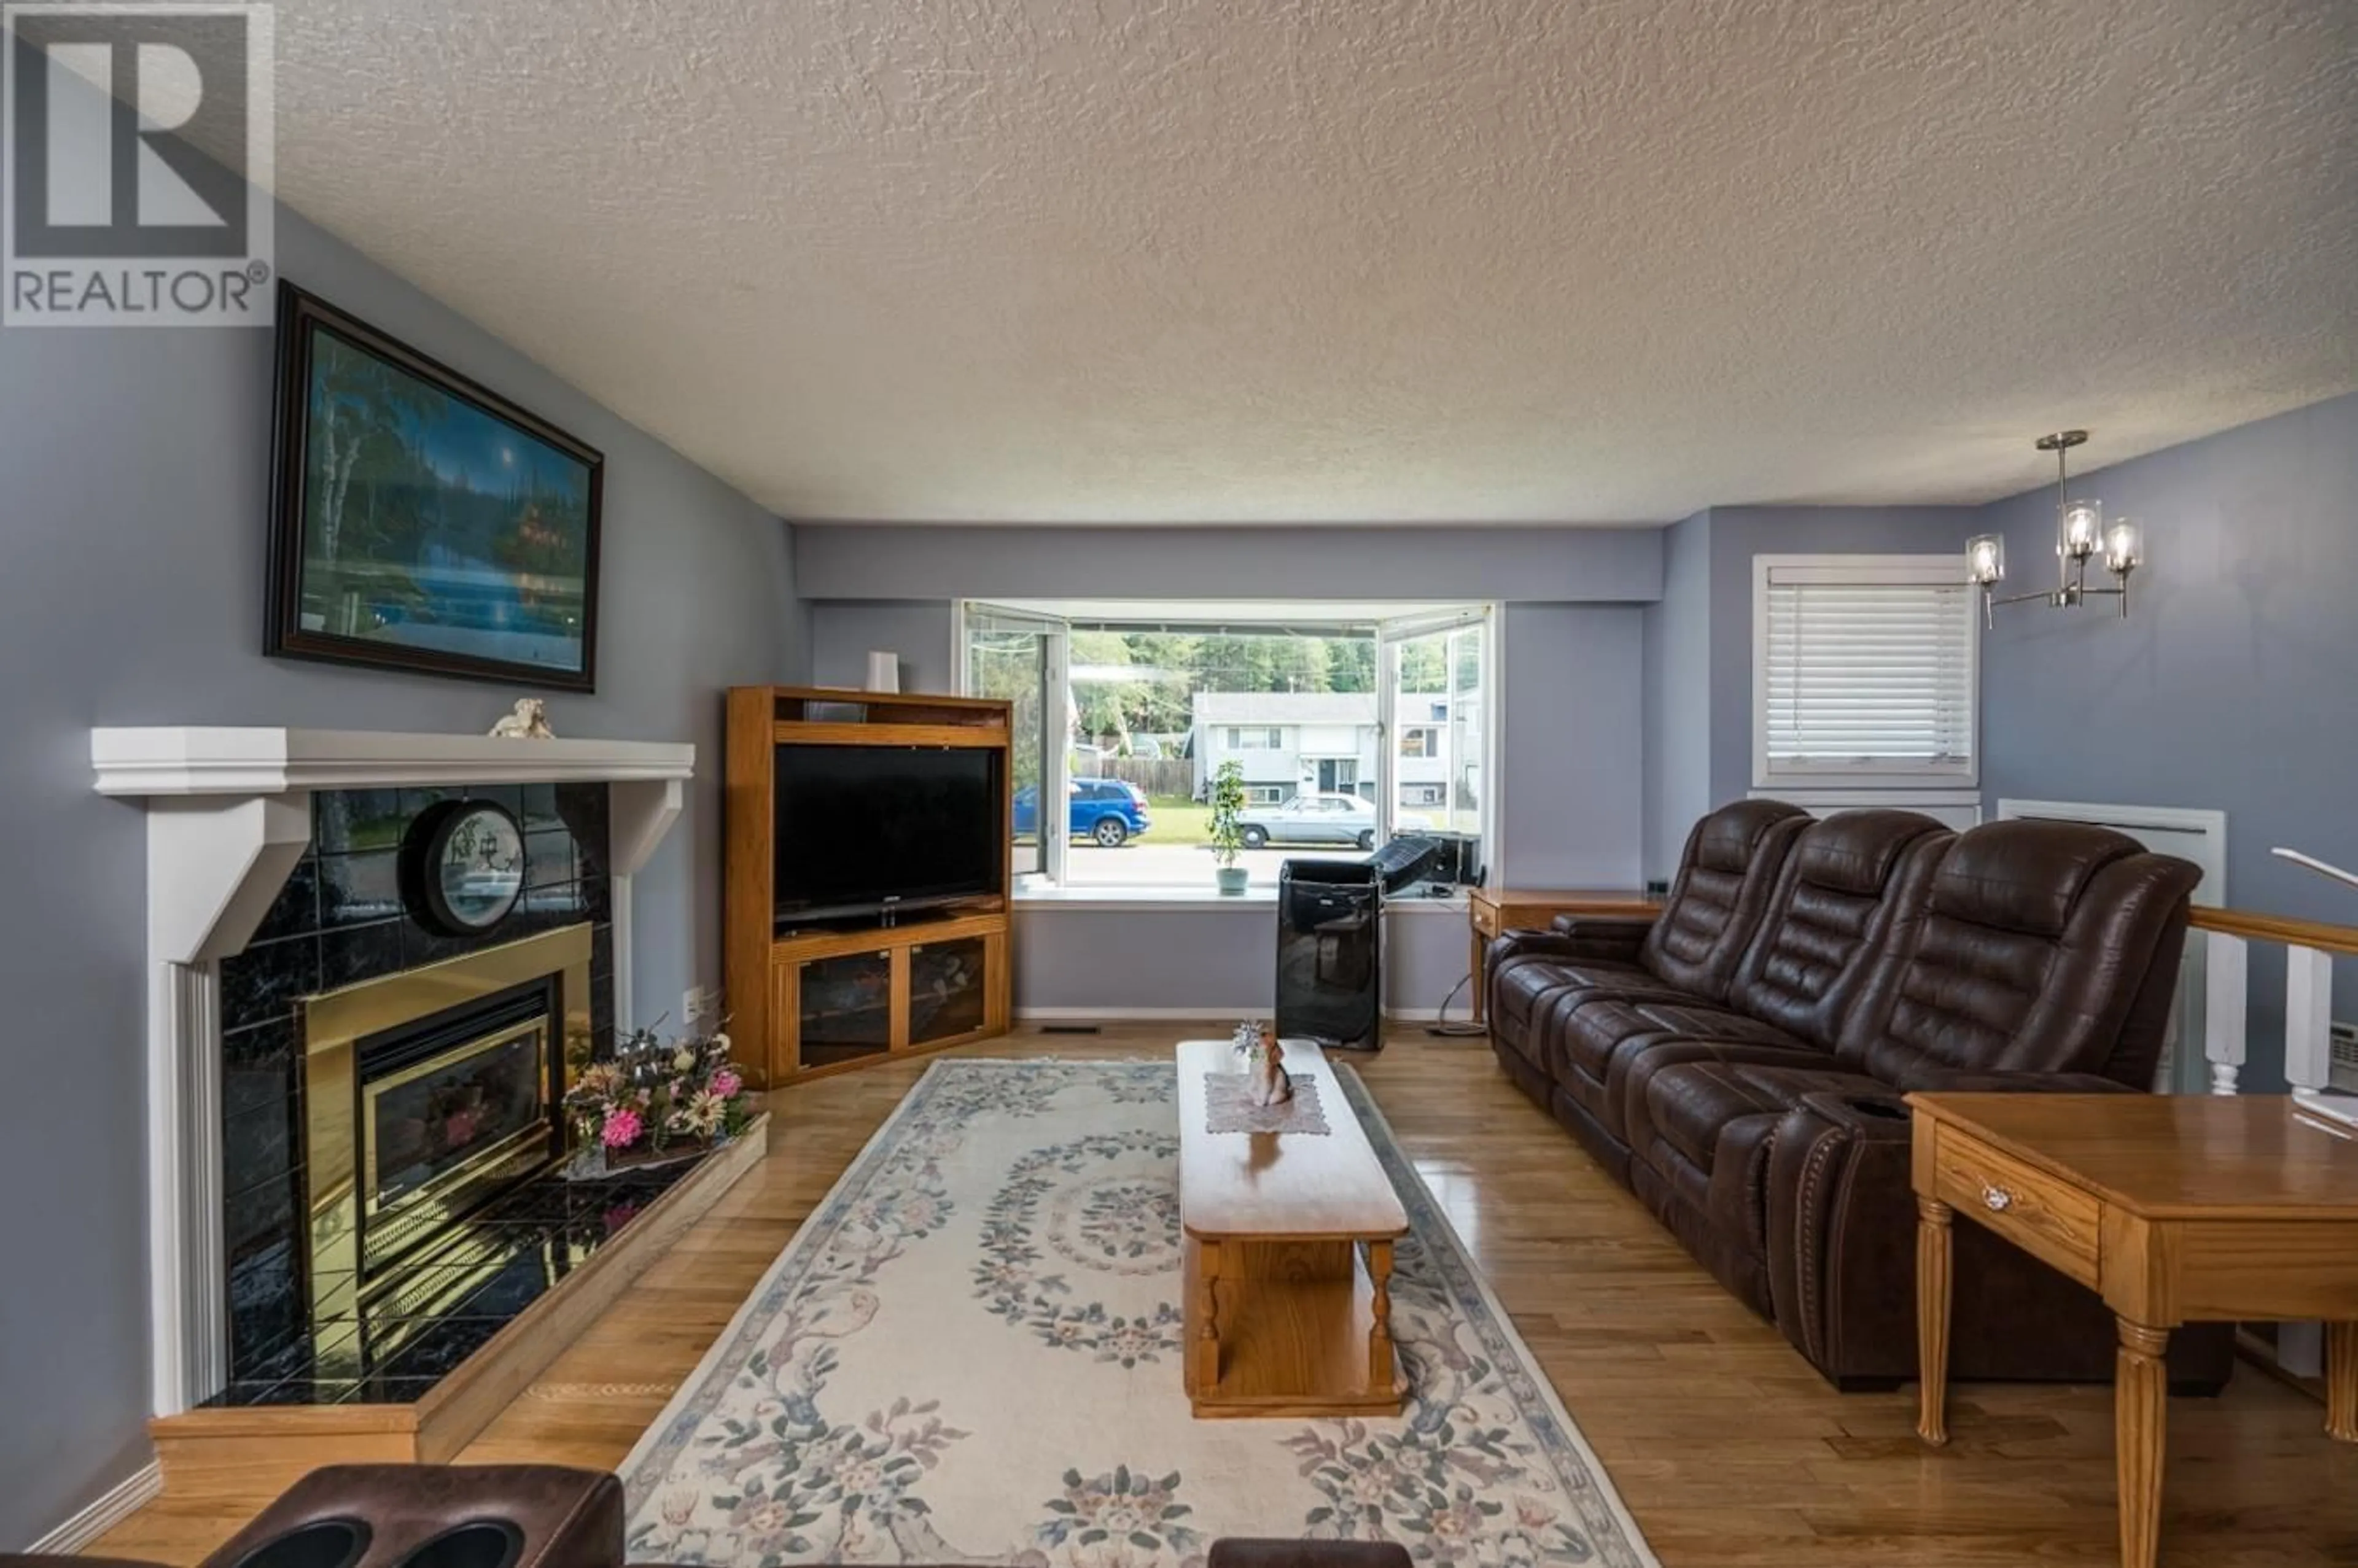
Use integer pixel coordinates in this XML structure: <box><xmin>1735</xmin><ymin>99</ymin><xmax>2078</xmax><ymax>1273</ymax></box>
<box><xmin>198</xmin><ymin>1465</ymin><xmax>622</xmax><ymax>1568</ymax></box>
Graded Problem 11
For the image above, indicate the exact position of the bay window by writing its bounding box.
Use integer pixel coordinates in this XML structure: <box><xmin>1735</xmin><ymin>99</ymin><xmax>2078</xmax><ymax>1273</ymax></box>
<box><xmin>957</xmin><ymin>601</ymin><xmax>1495</xmax><ymax>895</ymax></box>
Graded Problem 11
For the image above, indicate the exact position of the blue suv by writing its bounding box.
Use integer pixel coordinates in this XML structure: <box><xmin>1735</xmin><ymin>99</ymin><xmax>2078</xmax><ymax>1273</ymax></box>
<box><xmin>1012</xmin><ymin>778</ymin><xmax>1153</xmax><ymax>847</ymax></box>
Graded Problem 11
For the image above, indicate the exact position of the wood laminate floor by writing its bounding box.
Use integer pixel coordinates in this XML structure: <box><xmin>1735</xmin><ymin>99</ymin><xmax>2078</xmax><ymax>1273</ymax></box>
<box><xmin>97</xmin><ymin>1027</ymin><xmax>2358</xmax><ymax>1565</ymax></box>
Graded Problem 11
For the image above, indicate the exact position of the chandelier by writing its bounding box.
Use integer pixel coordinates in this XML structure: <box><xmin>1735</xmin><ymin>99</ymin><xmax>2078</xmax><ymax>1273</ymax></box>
<box><xmin>1966</xmin><ymin>430</ymin><xmax>2144</xmax><ymax>626</ymax></box>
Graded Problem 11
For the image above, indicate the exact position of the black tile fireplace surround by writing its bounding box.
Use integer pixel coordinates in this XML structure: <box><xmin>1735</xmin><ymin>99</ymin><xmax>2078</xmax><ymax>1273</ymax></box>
<box><xmin>217</xmin><ymin>783</ymin><xmax>616</xmax><ymax>1400</ymax></box>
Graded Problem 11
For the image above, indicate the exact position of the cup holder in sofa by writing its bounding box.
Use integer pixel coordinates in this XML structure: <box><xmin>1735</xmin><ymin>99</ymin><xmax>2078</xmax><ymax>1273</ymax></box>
<box><xmin>393</xmin><ymin>1519</ymin><xmax>525</xmax><ymax>1568</ymax></box>
<box><xmin>232</xmin><ymin>1518</ymin><xmax>372</xmax><ymax>1568</ymax></box>
<box><xmin>1841</xmin><ymin>1096</ymin><xmax>1909</xmax><ymax>1122</ymax></box>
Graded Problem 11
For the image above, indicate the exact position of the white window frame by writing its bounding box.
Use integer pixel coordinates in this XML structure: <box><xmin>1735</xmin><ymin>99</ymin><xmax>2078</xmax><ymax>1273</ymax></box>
<box><xmin>1377</xmin><ymin>604</ymin><xmax>1495</xmax><ymax>853</ymax></box>
<box><xmin>954</xmin><ymin>600</ymin><xmax>1071</xmax><ymax>888</ymax></box>
<box><xmin>1751</xmin><ymin>554</ymin><xmax>1979</xmax><ymax>792</ymax></box>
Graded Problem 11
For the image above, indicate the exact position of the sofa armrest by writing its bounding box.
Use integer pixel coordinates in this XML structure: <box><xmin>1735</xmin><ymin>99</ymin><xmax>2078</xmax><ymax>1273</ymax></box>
<box><xmin>1488</xmin><ymin>914</ymin><xmax>1652</xmax><ymax>969</ymax></box>
<box><xmin>1486</xmin><ymin>930</ymin><xmax>1595</xmax><ymax>969</ymax></box>
<box><xmin>1767</xmin><ymin>1090</ymin><xmax>1915</xmax><ymax>1378</ymax></box>
<box><xmin>1547</xmin><ymin>910</ymin><xmax>1657</xmax><ymax>947</ymax></box>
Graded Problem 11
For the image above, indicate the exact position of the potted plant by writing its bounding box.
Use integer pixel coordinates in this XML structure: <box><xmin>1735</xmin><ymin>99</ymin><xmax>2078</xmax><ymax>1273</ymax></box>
<box><xmin>1208</xmin><ymin>759</ymin><xmax>1250</xmax><ymax>895</ymax></box>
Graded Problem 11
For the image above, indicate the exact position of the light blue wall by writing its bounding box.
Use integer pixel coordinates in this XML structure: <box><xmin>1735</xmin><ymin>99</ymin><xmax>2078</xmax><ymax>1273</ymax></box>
<box><xmin>809</xmin><ymin>600</ymin><xmax>957</xmax><ymax>693</ymax></box>
<box><xmin>1642</xmin><ymin>511</ymin><xmax>1713</xmax><ymax>880</ymax></box>
<box><xmin>0</xmin><ymin>206</ymin><xmax>800</xmax><ymax>1544</ymax></box>
<box><xmin>1011</xmin><ymin>904</ymin><xmax>1469</xmax><ymax>1019</ymax></box>
<box><xmin>1978</xmin><ymin>392</ymin><xmax>2358</xmax><ymax>1087</ymax></box>
<box><xmin>1497</xmin><ymin>602</ymin><xmax>1646</xmax><ymax>887</ymax></box>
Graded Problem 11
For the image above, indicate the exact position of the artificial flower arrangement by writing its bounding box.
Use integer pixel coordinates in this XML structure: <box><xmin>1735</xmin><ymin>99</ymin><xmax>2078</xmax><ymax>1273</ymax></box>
<box><xmin>563</xmin><ymin>1021</ymin><xmax>752</xmax><ymax>1174</ymax></box>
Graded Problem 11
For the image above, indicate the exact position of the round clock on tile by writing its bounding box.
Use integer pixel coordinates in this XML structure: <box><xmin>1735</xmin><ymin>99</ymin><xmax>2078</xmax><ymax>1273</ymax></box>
<box><xmin>401</xmin><ymin>799</ymin><xmax>526</xmax><ymax>936</ymax></box>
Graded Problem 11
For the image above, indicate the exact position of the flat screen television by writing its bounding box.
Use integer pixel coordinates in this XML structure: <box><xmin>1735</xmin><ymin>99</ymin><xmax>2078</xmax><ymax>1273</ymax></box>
<box><xmin>773</xmin><ymin>743</ymin><xmax>1003</xmax><ymax>925</ymax></box>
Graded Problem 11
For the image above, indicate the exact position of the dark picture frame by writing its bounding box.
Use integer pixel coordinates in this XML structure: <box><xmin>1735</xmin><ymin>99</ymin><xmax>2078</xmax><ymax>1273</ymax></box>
<box><xmin>266</xmin><ymin>281</ymin><xmax>604</xmax><ymax>691</ymax></box>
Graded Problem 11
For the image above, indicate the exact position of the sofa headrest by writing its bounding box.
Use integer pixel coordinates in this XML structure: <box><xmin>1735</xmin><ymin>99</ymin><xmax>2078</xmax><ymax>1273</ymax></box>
<box><xmin>1694</xmin><ymin>799</ymin><xmax>1810</xmax><ymax>874</ymax></box>
<box><xmin>1928</xmin><ymin>819</ymin><xmax>2144</xmax><ymax>937</ymax></box>
<box><xmin>1791</xmin><ymin>810</ymin><xmax>1951</xmax><ymax>896</ymax></box>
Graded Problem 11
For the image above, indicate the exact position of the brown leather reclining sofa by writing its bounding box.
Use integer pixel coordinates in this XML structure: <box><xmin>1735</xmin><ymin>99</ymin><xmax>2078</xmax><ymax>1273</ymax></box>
<box><xmin>1487</xmin><ymin>799</ymin><xmax>2233</xmax><ymax>1391</ymax></box>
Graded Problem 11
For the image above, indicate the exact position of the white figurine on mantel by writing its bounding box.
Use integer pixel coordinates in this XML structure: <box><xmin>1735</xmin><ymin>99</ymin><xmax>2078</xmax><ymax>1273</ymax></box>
<box><xmin>488</xmin><ymin>697</ymin><xmax>555</xmax><ymax>739</ymax></box>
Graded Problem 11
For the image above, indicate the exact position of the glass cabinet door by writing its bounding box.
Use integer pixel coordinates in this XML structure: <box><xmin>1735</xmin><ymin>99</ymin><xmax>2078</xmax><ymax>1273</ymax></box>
<box><xmin>796</xmin><ymin>949</ymin><xmax>895</xmax><ymax>1068</ymax></box>
<box><xmin>907</xmin><ymin>936</ymin><xmax>992</xmax><ymax>1047</ymax></box>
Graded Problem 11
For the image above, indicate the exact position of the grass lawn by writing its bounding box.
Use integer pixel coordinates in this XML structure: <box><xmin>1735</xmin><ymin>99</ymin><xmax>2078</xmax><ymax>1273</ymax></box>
<box><xmin>1142</xmin><ymin>794</ymin><xmax>1212</xmax><ymax>845</ymax></box>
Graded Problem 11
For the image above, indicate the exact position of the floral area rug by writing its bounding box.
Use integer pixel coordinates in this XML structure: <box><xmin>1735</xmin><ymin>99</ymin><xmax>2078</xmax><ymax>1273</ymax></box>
<box><xmin>619</xmin><ymin>1060</ymin><xmax>1656</xmax><ymax>1567</ymax></box>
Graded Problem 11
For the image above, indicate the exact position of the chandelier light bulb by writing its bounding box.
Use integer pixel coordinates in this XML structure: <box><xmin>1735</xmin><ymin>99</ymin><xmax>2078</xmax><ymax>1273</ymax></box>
<box><xmin>1966</xmin><ymin>534</ymin><xmax>2005</xmax><ymax>585</ymax></box>
<box><xmin>2105</xmin><ymin>518</ymin><xmax>2142</xmax><ymax>572</ymax></box>
<box><xmin>2061</xmin><ymin>500</ymin><xmax>2102</xmax><ymax>560</ymax></box>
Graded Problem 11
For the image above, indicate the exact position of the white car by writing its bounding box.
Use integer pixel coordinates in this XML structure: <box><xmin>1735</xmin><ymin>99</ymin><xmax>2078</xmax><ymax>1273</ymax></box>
<box><xmin>1235</xmin><ymin>793</ymin><xmax>1380</xmax><ymax>850</ymax></box>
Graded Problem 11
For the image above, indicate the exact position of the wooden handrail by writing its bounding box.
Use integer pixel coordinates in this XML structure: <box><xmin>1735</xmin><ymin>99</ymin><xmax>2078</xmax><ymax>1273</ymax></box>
<box><xmin>2189</xmin><ymin>905</ymin><xmax>2358</xmax><ymax>958</ymax></box>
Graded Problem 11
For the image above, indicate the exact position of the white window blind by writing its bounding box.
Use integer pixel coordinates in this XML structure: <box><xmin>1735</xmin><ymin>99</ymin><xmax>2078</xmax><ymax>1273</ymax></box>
<box><xmin>1756</xmin><ymin>557</ymin><xmax>1977</xmax><ymax>784</ymax></box>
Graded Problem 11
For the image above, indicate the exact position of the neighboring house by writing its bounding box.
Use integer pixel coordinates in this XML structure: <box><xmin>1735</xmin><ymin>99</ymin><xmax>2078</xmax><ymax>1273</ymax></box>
<box><xmin>1189</xmin><ymin>690</ymin><xmax>1481</xmax><ymax>808</ymax></box>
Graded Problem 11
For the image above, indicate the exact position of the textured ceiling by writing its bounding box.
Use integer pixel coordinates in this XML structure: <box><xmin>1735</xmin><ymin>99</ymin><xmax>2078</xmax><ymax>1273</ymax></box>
<box><xmin>260</xmin><ymin>0</ymin><xmax>2355</xmax><ymax>523</ymax></box>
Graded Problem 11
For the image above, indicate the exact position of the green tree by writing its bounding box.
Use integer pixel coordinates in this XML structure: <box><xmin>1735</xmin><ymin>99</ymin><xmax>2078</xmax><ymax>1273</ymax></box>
<box><xmin>1325</xmin><ymin>638</ymin><xmax>1376</xmax><ymax>693</ymax></box>
<box><xmin>1396</xmin><ymin>638</ymin><xmax>1448</xmax><ymax>692</ymax></box>
<box><xmin>1069</xmin><ymin>631</ymin><xmax>1142</xmax><ymax>749</ymax></box>
<box><xmin>1196</xmin><ymin>634</ymin><xmax>1332</xmax><ymax>695</ymax></box>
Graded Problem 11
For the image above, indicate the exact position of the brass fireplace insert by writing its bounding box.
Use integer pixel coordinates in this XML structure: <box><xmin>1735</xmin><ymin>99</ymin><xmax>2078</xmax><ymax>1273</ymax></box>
<box><xmin>302</xmin><ymin>923</ymin><xmax>593</xmax><ymax>1349</ymax></box>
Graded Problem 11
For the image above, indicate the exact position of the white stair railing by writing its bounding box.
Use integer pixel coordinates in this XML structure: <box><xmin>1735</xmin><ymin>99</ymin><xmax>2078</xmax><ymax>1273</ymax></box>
<box><xmin>2190</xmin><ymin>866</ymin><xmax>2358</xmax><ymax>1388</ymax></box>
<box><xmin>2193</xmin><ymin>847</ymin><xmax>2358</xmax><ymax>1129</ymax></box>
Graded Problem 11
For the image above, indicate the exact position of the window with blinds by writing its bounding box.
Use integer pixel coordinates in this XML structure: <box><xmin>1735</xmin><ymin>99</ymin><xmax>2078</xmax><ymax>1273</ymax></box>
<box><xmin>1753</xmin><ymin>556</ymin><xmax>1978</xmax><ymax>785</ymax></box>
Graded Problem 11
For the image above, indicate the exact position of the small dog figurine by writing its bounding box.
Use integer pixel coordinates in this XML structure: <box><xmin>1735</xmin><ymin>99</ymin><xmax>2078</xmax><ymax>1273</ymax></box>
<box><xmin>1248</xmin><ymin>1023</ymin><xmax>1293</xmax><ymax>1108</ymax></box>
<box><xmin>488</xmin><ymin>697</ymin><xmax>555</xmax><ymax>739</ymax></box>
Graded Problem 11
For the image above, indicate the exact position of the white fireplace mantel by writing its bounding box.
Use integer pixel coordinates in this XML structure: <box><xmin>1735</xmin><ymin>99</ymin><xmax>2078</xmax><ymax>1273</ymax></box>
<box><xmin>92</xmin><ymin>725</ymin><xmax>696</xmax><ymax>798</ymax></box>
<box><xmin>93</xmin><ymin>724</ymin><xmax>695</xmax><ymax>1416</ymax></box>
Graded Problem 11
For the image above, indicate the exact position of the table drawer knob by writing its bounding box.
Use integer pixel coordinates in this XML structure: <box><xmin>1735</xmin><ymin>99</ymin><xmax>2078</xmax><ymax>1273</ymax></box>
<box><xmin>1982</xmin><ymin>1184</ymin><xmax>2014</xmax><ymax>1213</ymax></box>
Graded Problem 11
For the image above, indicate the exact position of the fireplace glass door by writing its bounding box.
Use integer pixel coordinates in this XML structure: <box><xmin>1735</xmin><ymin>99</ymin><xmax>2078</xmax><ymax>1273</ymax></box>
<box><xmin>356</xmin><ymin>985</ymin><xmax>558</xmax><ymax>1274</ymax></box>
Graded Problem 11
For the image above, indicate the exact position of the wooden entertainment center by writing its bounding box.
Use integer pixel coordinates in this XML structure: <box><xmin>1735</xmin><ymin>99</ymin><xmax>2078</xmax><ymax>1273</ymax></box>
<box><xmin>725</xmin><ymin>686</ymin><xmax>1014</xmax><ymax>1088</ymax></box>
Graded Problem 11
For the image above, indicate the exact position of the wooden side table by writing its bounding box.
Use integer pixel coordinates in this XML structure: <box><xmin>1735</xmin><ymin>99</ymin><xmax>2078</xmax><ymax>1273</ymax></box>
<box><xmin>1910</xmin><ymin>1093</ymin><xmax>2358</xmax><ymax>1568</ymax></box>
<box><xmin>1466</xmin><ymin>887</ymin><xmax>1656</xmax><ymax>1025</ymax></box>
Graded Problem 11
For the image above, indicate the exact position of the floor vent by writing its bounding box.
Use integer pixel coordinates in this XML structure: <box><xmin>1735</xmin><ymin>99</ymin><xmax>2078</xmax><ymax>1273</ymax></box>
<box><xmin>1040</xmin><ymin>1023</ymin><xmax>1103</xmax><ymax>1036</ymax></box>
<box><xmin>2330</xmin><ymin>1021</ymin><xmax>2358</xmax><ymax>1093</ymax></box>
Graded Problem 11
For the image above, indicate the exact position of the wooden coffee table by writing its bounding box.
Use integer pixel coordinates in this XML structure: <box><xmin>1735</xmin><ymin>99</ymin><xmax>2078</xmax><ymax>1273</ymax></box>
<box><xmin>1175</xmin><ymin>1038</ymin><xmax>1410</xmax><ymax>1418</ymax></box>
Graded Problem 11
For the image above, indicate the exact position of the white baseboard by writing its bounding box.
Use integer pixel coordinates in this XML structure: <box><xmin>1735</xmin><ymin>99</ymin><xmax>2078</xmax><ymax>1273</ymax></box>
<box><xmin>1018</xmin><ymin>1006</ymin><xmax>1272</xmax><ymax>1022</ymax></box>
<box><xmin>1016</xmin><ymin>1006</ymin><xmax>1456</xmax><ymax>1023</ymax></box>
<box><xmin>26</xmin><ymin>1459</ymin><xmax>160</xmax><ymax>1554</ymax></box>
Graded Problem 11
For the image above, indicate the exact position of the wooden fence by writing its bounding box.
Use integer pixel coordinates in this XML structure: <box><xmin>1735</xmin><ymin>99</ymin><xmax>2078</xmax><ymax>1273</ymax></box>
<box><xmin>1088</xmin><ymin>757</ymin><xmax>1194</xmax><ymax>798</ymax></box>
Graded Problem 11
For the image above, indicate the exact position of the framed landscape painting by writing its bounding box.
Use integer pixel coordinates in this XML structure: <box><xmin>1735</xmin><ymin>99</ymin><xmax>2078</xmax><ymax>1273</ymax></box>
<box><xmin>267</xmin><ymin>282</ymin><xmax>604</xmax><ymax>691</ymax></box>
